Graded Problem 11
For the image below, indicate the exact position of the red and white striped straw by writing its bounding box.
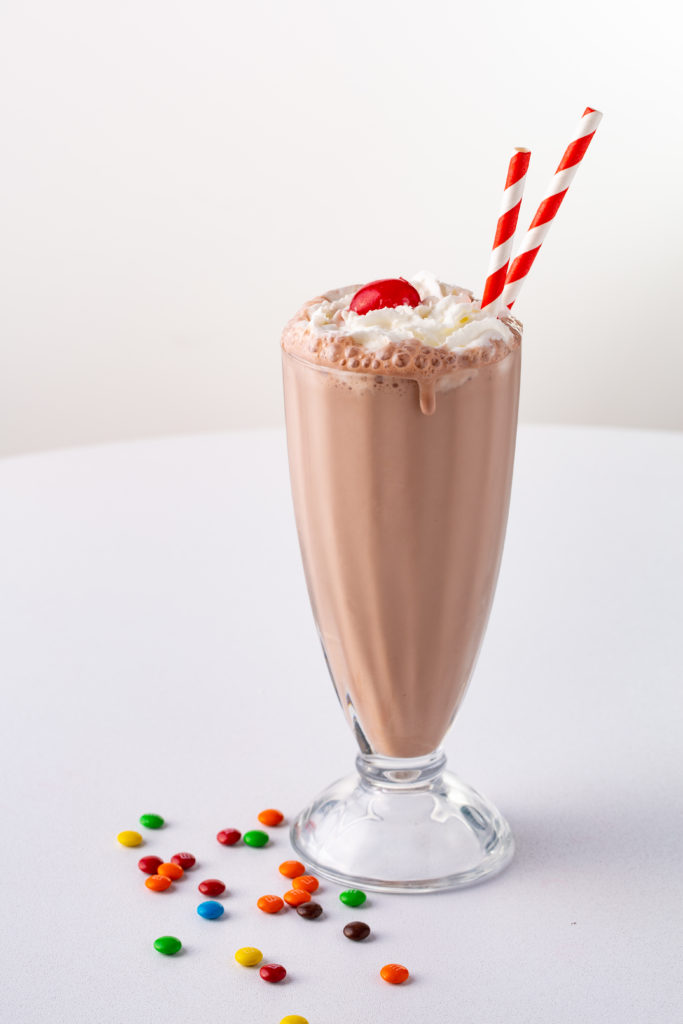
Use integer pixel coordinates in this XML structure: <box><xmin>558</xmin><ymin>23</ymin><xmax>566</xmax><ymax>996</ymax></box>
<box><xmin>480</xmin><ymin>147</ymin><xmax>530</xmax><ymax>313</ymax></box>
<box><xmin>501</xmin><ymin>107</ymin><xmax>603</xmax><ymax>309</ymax></box>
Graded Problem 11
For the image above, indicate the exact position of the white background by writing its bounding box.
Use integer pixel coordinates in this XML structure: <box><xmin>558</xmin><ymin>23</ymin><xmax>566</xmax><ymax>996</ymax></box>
<box><xmin>1</xmin><ymin>0</ymin><xmax>681</xmax><ymax>457</ymax></box>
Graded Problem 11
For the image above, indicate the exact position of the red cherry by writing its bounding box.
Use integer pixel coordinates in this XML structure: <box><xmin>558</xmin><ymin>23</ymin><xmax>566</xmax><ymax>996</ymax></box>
<box><xmin>349</xmin><ymin>278</ymin><xmax>421</xmax><ymax>315</ymax></box>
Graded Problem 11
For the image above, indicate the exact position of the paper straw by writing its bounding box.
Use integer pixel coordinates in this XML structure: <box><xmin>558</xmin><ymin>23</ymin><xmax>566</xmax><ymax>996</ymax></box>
<box><xmin>501</xmin><ymin>107</ymin><xmax>602</xmax><ymax>309</ymax></box>
<box><xmin>480</xmin><ymin>147</ymin><xmax>531</xmax><ymax>313</ymax></box>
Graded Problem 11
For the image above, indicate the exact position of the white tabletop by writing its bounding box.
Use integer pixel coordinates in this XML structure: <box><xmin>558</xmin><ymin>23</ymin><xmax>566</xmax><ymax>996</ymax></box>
<box><xmin>1</xmin><ymin>426</ymin><xmax>682</xmax><ymax>1024</ymax></box>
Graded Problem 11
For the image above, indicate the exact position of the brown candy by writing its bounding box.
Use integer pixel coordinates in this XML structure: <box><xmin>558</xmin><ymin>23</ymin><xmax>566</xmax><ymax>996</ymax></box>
<box><xmin>343</xmin><ymin>921</ymin><xmax>370</xmax><ymax>941</ymax></box>
<box><xmin>296</xmin><ymin>900</ymin><xmax>323</xmax><ymax>919</ymax></box>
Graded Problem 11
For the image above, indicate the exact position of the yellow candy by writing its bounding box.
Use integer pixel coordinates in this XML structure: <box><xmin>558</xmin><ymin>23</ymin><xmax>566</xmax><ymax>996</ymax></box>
<box><xmin>234</xmin><ymin>946</ymin><xmax>262</xmax><ymax>967</ymax></box>
<box><xmin>117</xmin><ymin>830</ymin><xmax>142</xmax><ymax>847</ymax></box>
<box><xmin>280</xmin><ymin>1018</ymin><xmax>309</xmax><ymax>1024</ymax></box>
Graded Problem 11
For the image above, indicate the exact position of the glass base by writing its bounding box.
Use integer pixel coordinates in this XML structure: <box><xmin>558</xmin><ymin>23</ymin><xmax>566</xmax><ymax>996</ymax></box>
<box><xmin>290</xmin><ymin>751</ymin><xmax>514</xmax><ymax>893</ymax></box>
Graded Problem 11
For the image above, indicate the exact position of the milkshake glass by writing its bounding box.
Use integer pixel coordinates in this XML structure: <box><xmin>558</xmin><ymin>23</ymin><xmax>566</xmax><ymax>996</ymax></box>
<box><xmin>282</xmin><ymin>274</ymin><xmax>521</xmax><ymax>891</ymax></box>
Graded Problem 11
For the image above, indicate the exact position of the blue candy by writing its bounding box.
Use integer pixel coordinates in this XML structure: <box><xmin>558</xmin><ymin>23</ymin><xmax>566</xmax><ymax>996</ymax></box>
<box><xmin>197</xmin><ymin>900</ymin><xmax>224</xmax><ymax>920</ymax></box>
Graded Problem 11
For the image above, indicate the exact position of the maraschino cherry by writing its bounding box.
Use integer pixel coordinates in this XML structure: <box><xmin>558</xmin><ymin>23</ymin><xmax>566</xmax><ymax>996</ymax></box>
<box><xmin>350</xmin><ymin>278</ymin><xmax>421</xmax><ymax>315</ymax></box>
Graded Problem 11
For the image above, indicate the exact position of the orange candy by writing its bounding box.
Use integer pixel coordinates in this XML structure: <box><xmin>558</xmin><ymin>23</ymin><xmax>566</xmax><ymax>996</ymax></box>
<box><xmin>279</xmin><ymin>859</ymin><xmax>306</xmax><ymax>879</ymax></box>
<box><xmin>292</xmin><ymin>875</ymin><xmax>319</xmax><ymax>893</ymax></box>
<box><xmin>157</xmin><ymin>862</ymin><xmax>184</xmax><ymax>881</ymax></box>
<box><xmin>257</xmin><ymin>894</ymin><xmax>284</xmax><ymax>914</ymax></box>
<box><xmin>145</xmin><ymin>874</ymin><xmax>172</xmax><ymax>892</ymax></box>
<box><xmin>380</xmin><ymin>963</ymin><xmax>410</xmax><ymax>985</ymax></box>
<box><xmin>257</xmin><ymin>809</ymin><xmax>284</xmax><ymax>827</ymax></box>
<box><xmin>283</xmin><ymin>889</ymin><xmax>311</xmax><ymax>907</ymax></box>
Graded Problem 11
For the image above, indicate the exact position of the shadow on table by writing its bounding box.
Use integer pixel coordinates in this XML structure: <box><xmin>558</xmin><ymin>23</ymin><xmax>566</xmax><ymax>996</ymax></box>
<box><xmin>506</xmin><ymin>793</ymin><xmax>677</xmax><ymax>879</ymax></box>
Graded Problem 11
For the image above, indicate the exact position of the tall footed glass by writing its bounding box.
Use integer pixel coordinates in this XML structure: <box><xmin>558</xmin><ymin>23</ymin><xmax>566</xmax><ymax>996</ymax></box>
<box><xmin>282</xmin><ymin>317</ymin><xmax>521</xmax><ymax>892</ymax></box>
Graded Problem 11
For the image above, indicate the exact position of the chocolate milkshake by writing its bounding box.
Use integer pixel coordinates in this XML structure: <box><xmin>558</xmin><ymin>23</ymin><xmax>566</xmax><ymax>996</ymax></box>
<box><xmin>282</xmin><ymin>273</ymin><xmax>521</xmax><ymax>759</ymax></box>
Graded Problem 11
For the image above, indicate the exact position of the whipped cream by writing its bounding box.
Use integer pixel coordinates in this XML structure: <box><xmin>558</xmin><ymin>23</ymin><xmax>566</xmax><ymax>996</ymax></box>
<box><xmin>306</xmin><ymin>271</ymin><xmax>513</xmax><ymax>352</ymax></box>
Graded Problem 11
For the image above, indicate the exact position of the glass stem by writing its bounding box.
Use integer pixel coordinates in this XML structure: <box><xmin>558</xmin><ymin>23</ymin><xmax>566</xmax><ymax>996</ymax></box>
<box><xmin>356</xmin><ymin>749</ymin><xmax>447</xmax><ymax>790</ymax></box>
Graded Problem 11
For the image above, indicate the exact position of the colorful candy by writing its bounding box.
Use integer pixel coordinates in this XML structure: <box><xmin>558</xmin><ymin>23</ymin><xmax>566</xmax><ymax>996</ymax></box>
<box><xmin>283</xmin><ymin>889</ymin><xmax>311</xmax><ymax>907</ymax></box>
<box><xmin>198</xmin><ymin>878</ymin><xmax>226</xmax><ymax>897</ymax></box>
<box><xmin>243</xmin><ymin>830</ymin><xmax>269</xmax><ymax>848</ymax></box>
<box><xmin>145</xmin><ymin>875</ymin><xmax>172</xmax><ymax>892</ymax></box>
<box><xmin>170</xmin><ymin>852</ymin><xmax>196</xmax><ymax>870</ymax></box>
<box><xmin>292</xmin><ymin>875</ymin><xmax>318</xmax><ymax>893</ymax></box>
<box><xmin>197</xmin><ymin>900</ymin><xmax>224</xmax><ymax>920</ymax></box>
<box><xmin>234</xmin><ymin>946</ymin><xmax>262</xmax><ymax>967</ymax></box>
<box><xmin>217</xmin><ymin>828</ymin><xmax>241</xmax><ymax>846</ymax></box>
<box><xmin>117</xmin><ymin>830</ymin><xmax>142</xmax><ymax>847</ymax></box>
<box><xmin>296</xmin><ymin>901</ymin><xmax>322</xmax><ymax>919</ymax></box>
<box><xmin>380</xmin><ymin>963</ymin><xmax>409</xmax><ymax>984</ymax></box>
<box><xmin>139</xmin><ymin>813</ymin><xmax>164</xmax><ymax>829</ymax></box>
<box><xmin>157</xmin><ymin>862</ymin><xmax>183</xmax><ymax>881</ymax></box>
<box><xmin>260</xmin><ymin>963</ymin><xmax>287</xmax><ymax>983</ymax></box>
<box><xmin>257</xmin><ymin>809</ymin><xmax>284</xmax><ymax>826</ymax></box>
<box><xmin>279</xmin><ymin>859</ymin><xmax>306</xmax><ymax>878</ymax></box>
<box><xmin>339</xmin><ymin>888</ymin><xmax>366</xmax><ymax>907</ymax></box>
<box><xmin>343</xmin><ymin>921</ymin><xmax>370</xmax><ymax>941</ymax></box>
<box><xmin>257</xmin><ymin>894</ymin><xmax>284</xmax><ymax>914</ymax></box>
<box><xmin>138</xmin><ymin>855</ymin><xmax>163</xmax><ymax>875</ymax></box>
<box><xmin>153</xmin><ymin>935</ymin><xmax>182</xmax><ymax>955</ymax></box>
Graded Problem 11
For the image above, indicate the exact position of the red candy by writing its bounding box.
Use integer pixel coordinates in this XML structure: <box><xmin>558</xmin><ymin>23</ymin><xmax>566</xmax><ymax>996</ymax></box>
<box><xmin>259</xmin><ymin>963</ymin><xmax>287</xmax><ymax>984</ymax></box>
<box><xmin>217</xmin><ymin>828</ymin><xmax>241</xmax><ymax>846</ymax></box>
<box><xmin>199</xmin><ymin>878</ymin><xmax>226</xmax><ymax>897</ymax></box>
<box><xmin>137</xmin><ymin>855</ymin><xmax>163</xmax><ymax>875</ymax></box>
<box><xmin>349</xmin><ymin>278</ymin><xmax>421</xmax><ymax>315</ymax></box>
<box><xmin>170</xmin><ymin>852</ymin><xmax>196</xmax><ymax>870</ymax></box>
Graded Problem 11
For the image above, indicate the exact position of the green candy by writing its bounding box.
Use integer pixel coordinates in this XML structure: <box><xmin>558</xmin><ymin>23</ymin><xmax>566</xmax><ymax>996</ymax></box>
<box><xmin>154</xmin><ymin>935</ymin><xmax>182</xmax><ymax>956</ymax></box>
<box><xmin>243</xmin><ymin>829</ymin><xmax>269</xmax><ymax>848</ymax></box>
<box><xmin>139</xmin><ymin>813</ymin><xmax>164</xmax><ymax>830</ymax></box>
<box><xmin>339</xmin><ymin>889</ymin><xmax>367</xmax><ymax>907</ymax></box>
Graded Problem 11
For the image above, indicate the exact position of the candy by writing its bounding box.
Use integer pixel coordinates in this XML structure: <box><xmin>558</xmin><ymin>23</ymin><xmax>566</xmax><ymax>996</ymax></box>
<box><xmin>343</xmin><ymin>921</ymin><xmax>370</xmax><ymax>941</ymax></box>
<box><xmin>139</xmin><ymin>813</ymin><xmax>164</xmax><ymax>830</ymax></box>
<box><xmin>280</xmin><ymin>1017</ymin><xmax>309</xmax><ymax>1024</ymax></box>
<box><xmin>153</xmin><ymin>935</ymin><xmax>182</xmax><ymax>956</ymax></box>
<box><xmin>243</xmin><ymin>830</ymin><xmax>269</xmax><ymax>848</ymax></box>
<box><xmin>170</xmin><ymin>852</ymin><xmax>196</xmax><ymax>870</ymax></box>
<box><xmin>257</xmin><ymin>894</ymin><xmax>284</xmax><ymax>914</ymax></box>
<box><xmin>260</xmin><ymin>963</ymin><xmax>287</xmax><ymax>983</ymax></box>
<box><xmin>283</xmin><ymin>889</ymin><xmax>311</xmax><ymax>907</ymax></box>
<box><xmin>292</xmin><ymin>875</ymin><xmax>318</xmax><ymax>893</ymax></box>
<box><xmin>279</xmin><ymin>859</ymin><xmax>306</xmax><ymax>879</ymax></box>
<box><xmin>257</xmin><ymin>809</ymin><xmax>284</xmax><ymax>826</ymax></box>
<box><xmin>339</xmin><ymin>888</ymin><xmax>366</xmax><ymax>907</ymax></box>
<box><xmin>145</xmin><ymin>874</ymin><xmax>172</xmax><ymax>892</ymax></box>
<box><xmin>349</xmin><ymin>278</ymin><xmax>421</xmax><ymax>315</ymax></box>
<box><xmin>197</xmin><ymin>900</ymin><xmax>224</xmax><ymax>919</ymax></box>
<box><xmin>157</xmin><ymin>862</ymin><xmax>183</xmax><ymax>881</ymax></box>
<box><xmin>217</xmin><ymin>828</ymin><xmax>241</xmax><ymax>846</ymax></box>
<box><xmin>296</xmin><ymin>901</ymin><xmax>322</xmax><ymax>919</ymax></box>
<box><xmin>138</xmin><ymin>855</ymin><xmax>163</xmax><ymax>875</ymax></box>
<box><xmin>198</xmin><ymin>879</ymin><xmax>226</xmax><ymax>897</ymax></box>
<box><xmin>234</xmin><ymin>946</ymin><xmax>262</xmax><ymax>967</ymax></box>
<box><xmin>380</xmin><ymin>963</ymin><xmax>409</xmax><ymax>984</ymax></box>
<box><xmin>117</xmin><ymin>830</ymin><xmax>142</xmax><ymax>847</ymax></box>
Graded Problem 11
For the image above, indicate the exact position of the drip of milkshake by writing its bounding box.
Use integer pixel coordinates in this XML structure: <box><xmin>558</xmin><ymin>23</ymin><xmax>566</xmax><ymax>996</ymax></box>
<box><xmin>282</xmin><ymin>272</ymin><xmax>521</xmax><ymax>758</ymax></box>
